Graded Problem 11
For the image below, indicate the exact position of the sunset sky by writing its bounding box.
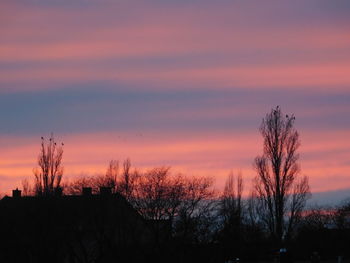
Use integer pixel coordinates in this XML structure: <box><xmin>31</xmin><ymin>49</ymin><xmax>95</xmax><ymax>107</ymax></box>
<box><xmin>1</xmin><ymin>0</ymin><xmax>350</xmax><ymax>204</ymax></box>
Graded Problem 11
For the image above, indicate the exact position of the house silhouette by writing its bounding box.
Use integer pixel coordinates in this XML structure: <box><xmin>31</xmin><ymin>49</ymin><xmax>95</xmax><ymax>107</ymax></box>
<box><xmin>0</xmin><ymin>187</ymin><xmax>156</xmax><ymax>263</ymax></box>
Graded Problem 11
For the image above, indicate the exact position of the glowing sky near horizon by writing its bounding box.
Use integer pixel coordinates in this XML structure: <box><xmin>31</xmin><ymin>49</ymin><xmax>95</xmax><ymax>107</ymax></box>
<box><xmin>0</xmin><ymin>0</ymin><xmax>350</xmax><ymax>203</ymax></box>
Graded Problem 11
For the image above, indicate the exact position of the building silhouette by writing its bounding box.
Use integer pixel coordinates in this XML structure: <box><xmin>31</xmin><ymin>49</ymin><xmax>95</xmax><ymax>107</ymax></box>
<box><xmin>0</xmin><ymin>187</ymin><xmax>155</xmax><ymax>263</ymax></box>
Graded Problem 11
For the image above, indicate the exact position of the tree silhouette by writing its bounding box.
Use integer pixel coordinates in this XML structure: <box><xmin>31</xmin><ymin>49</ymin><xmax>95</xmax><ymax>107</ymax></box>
<box><xmin>103</xmin><ymin>159</ymin><xmax>119</xmax><ymax>192</ymax></box>
<box><xmin>333</xmin><ymin>201</ymin><xmax>350</xmax><ymax>229</ymax></box>
<box><xmin>217</xmin><ymin>173</ymin><xmax>244</xmax><ymax>260</ymax></box>
<box><xmin>133</xmin><ymin>167</ymin><xmax>182</xmax><ymax>221</ymax></box>
<box><xmin>21</xmin><ymin>178</ymin><xmax>32</xmax><ymax>196</ymax></box>
<box><xmin>94</xmin><ymin>159</ymin><xmax>120</xmax><ymax>193</ymax></box>
<box><xmin>118</xmin><ymin>158</ymin><xmax>139</xmax><ymax>200</ymax></box>
<box><xmin>175</xmin><ymin>176</ymin><xmax>216</xmax><ymax>244</ymax></box>
<box><xmin>253</xmin><ymin>106</ymin><xmax>310</xmax><ymax>246</ymax></box>
<box><xmin>33</xmin><ymin>134</ymin><xmax>64</xmax><ymax>196</ymax></box>
<box><xmin>65</xmin><ymin>175</ymin><xmax>96</xmax><ymax>195</ymax></box>
<box><xmin>219</xmin><ymin>172</ymin><xmax>243</xmax><ymax>228</ymax></box>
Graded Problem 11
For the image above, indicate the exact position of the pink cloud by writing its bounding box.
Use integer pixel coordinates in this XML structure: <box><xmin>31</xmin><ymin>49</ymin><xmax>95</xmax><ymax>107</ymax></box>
<box><xmin>1</xmin><ymin>61</ymin><xmax>349</xmax><ymax>94</ymax></box>
<box><xmin>1</xmin><ymin>1</ymin><xmax>349</xmax><ymax>200</ymax></box>
<box><xmin>1</xmin><ymin>2</ymin><xmax>350</xmax><ymax>93</ymax></box>
<box><xmin>0</xmin><ymin>129</ymin><xmax>349</xmax><ymax>196</ymax></box>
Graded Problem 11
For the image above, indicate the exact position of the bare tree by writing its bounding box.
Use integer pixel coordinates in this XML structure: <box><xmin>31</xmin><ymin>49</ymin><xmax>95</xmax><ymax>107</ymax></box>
<box><xmin>21</xmin><ymin>178</ymin><xmax>33</xmax><ymax>196</ymax></box>
<box><xmin>300</xmin><ymin>205</ymin><xmax>332</xmax><ymax>230</ymax></box>
<box><xmin>175</xmin><ymin>176</ymin><xmax>216</xmax><ymax>244</ymax></box>
<box><xmin>118</xmin><ymin>158</ymin><xmax>139</xmax><ymax>200</ymax></box>
<box><xmin>33</xmin><ymin>134</ymin><xmax>64</xmax><ymax>196</ymax></box>
<box><xmin>133</xmin><ymin>167</ymin><xmax>183</xmax><ymax>221</ymax></box>
<box><xmin>133</xmin><ymin>167</ymin><xmax>216</xmax><ymax>245</ymax></box>
<box><xmin>219</xmin><ymin>172</ymin><xmax>243</xmax><ymax>226</ymax></box>
<box><xmin>131</xmin><ymin>167</ymin><xmax>185</xmax><ymax>245</ymax></box>
<box><xmin>105</xmin><ymin>159</ymin><xmax>119</xmax><ymax>191</ymax></box>
<box><xmin>333</xmin><ymin>201</ymin><xmax>350</xmax><ymax>229</ymax></box>
<box><xmin>65</xmin><ymin>175</ymin><xmax>97</xmax><ymax>195</ymax></box>
<box><xmin>216</xmin><ymin>173</ymin><xmax>244</xmax><ymax>258</ymax></box>
<box><xmin>65</xmin><ymin>159</ymin><xmax>138</xmax><ymax>197</ymax></box>
<box><xmin>253</xmin><ymin>106</ymin><xmax>310</xmax><ymax>245</ymax></box>
<box><xmin>94</xmin><ymin>160</ymin><xmax>120</xmax><ymax>192</ymax></box>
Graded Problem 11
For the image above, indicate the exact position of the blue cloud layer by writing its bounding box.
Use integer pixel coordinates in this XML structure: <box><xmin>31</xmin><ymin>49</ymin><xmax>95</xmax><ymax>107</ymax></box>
<box><xmin>0</xmin><ymin>85</ymin><xmax>349</xmax><ymax>136</ymax></box>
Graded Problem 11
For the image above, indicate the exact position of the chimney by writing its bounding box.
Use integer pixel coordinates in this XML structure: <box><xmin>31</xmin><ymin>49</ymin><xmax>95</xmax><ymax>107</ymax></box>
<box><xmin>100</xmin><ymin>187</ymin><xmax>112</xmax><ymax>196</ymax></box>
<box><xmin>12</xmin><ymin>188</ymin><xmax>21</xmax><ymax>198</ymax></box>
<box><xmin>82</xmin><ymin>187</ymin><xmax>92</xmax><ymax>196</ymax></box>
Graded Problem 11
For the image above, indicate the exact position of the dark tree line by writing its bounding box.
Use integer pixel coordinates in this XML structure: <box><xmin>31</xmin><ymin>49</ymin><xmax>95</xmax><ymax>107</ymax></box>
<box><xmin>5</xmin><ymin>106</ymin><xmax>349</xmax><ymax>262</ymax></box>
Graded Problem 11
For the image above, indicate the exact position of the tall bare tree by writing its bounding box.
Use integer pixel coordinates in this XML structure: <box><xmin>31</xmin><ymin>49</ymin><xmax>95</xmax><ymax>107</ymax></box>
<box><xmin>95</xmin><ymin>159</ymin><xmax>120</xmax><ymax>192</ymax></box>
<box><xmin>217</xmin><ymin>172</ymin><xmax>244</xmax><ymax>258</ymax></box>
<box><xmin>220</xmin><ymin>172</ymin><xmax>243</xmax><ymax>226</ymax></box>
<box><xmin>118</xmin><ymin>158</ymin><xmax>139</xmax><ymax>200</ymax></box>
<box><xmin>105</xmin><ymin>159</ymin><xmax>119</xmax><ymax>190</ymax></box>
<box><xmin>33</xmin><ymin>134</ymin><xmax>64</xmax><ymax>196</ymax></box>
<box><xmin>253</xmin><ymin>106</ymin><xmax>310</xmax><ymax>245</ymax></box>
<box><xmin>21</xmin><ymin>178</ymin><xmax>32</xmax><ymax>196</ymax></box>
